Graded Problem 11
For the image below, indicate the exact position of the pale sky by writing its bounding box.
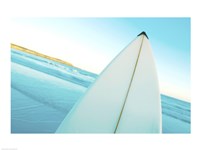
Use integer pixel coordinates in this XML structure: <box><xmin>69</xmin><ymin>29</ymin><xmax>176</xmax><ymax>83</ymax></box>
<box><xmin>11</xmin><ymin>18</ymin><xmax>190</xmax><ymax>101</ymax></box>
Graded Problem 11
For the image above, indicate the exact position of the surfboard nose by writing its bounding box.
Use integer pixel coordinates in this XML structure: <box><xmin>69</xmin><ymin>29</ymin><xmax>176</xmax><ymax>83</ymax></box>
<box><xmin>137</xmin><ymin>31</ymin><xmax>149</xmax><ymax>39</ymax></box>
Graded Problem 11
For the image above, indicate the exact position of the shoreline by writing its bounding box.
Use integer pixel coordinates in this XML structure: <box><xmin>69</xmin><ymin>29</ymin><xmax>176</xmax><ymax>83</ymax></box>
<box><xmin>11</xmin><ymin>43</ymin><xmax>73</xmax><ymax>67</ymax></box>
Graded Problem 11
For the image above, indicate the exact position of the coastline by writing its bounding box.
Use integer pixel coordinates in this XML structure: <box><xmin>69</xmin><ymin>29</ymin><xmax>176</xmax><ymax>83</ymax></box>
<box><xmin>11</xmin><ymin>43</ymin><xmax>73</xmax><ymax>67</ymax></box>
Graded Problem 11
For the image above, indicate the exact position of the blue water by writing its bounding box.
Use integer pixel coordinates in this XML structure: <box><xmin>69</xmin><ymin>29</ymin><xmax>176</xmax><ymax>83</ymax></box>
<box><xmin>11</xmin><ymin>49</ymin><xmax>191</xmax><ymax>133</ymax></box>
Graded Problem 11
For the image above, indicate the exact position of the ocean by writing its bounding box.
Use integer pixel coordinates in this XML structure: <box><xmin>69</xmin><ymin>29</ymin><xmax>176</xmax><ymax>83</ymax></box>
<box><xmin>11</xmin><ymin>49</ymin><xmax>191</xmax><ymax>133</ymax></box>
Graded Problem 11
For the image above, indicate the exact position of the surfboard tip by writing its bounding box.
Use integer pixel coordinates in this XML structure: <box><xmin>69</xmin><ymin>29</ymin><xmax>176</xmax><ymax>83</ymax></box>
<box><xmin>137</xmin><ymin>31</ymin><xmax>149</xmax><ymax>39</ymax></box>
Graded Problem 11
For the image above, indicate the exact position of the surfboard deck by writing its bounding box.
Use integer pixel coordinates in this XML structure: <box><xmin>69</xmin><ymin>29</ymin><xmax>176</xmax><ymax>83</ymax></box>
<box><xmin>56</xmin><ymin>32</ymin><xmax>162</xmax><ymax>133</ymax></box>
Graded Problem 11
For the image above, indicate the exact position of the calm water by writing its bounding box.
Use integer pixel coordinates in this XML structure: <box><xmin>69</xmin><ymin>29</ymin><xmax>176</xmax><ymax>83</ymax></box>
<box><xmin>11</xmin><ymin>49</ymin><xmax>191</xmax><ymax>133</ymax></box>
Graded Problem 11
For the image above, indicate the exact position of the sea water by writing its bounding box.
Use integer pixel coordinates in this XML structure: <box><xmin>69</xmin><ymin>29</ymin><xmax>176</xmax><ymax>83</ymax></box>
<box><xmin>11</xmin><ymin>49</ymin><xmax>191</xmax><ymax>133</ymax></box>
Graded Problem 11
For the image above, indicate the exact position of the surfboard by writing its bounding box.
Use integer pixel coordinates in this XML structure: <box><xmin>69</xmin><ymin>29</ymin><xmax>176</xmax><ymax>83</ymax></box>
<box><xmin>56</xmin><ymin>32</ymin><xmax>162</xmax><ymax>133</ymax></box>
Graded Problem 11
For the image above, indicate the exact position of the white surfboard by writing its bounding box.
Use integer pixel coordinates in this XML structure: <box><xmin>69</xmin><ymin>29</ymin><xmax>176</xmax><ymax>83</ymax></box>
<box><xmin>56</xmin><ymin>32</ymin><xmax>162</xmax><ymax>133</ymax></box>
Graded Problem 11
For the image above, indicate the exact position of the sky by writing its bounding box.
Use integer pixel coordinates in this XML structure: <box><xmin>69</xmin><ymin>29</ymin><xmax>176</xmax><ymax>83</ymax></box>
<box><xmin>11</xmin><ymin>18</ymin><xmax>190</xmax><ymax>101</ymax></box>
